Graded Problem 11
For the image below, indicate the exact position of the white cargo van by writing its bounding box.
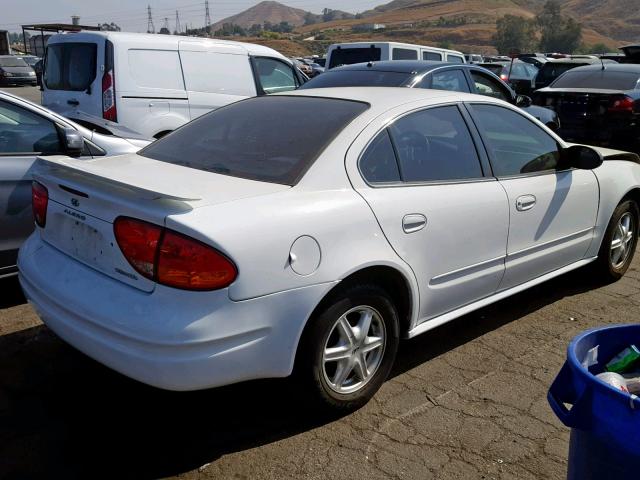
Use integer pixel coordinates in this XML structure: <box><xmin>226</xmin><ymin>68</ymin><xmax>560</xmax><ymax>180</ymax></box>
<box><xmin>42</xmin><ymin>32</ymin><xmax>304</xmax><ymax>138</ymax></box>
<box><xmin>326</xmin><ymin>42</ymin><xmax>466</xmax><ymax>69</ymax></box>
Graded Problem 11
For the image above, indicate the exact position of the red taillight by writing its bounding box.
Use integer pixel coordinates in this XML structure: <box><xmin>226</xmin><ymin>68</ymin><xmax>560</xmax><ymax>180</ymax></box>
<box><xmin>608</xmin><ymin>95</ymin><xmax>635</xmax><ymax>113</ymax></box>
<box><xmin>32</xmin><ymin>181</ymin><xmax>48</xmax><ymax>228</ymax></box>
<box><xmin>102</xmin><ymin>69</ymin><xmax>117</xmax><ymax>122</ymax></box>
<box><xmin>113</xmin><ymin>217</ymin><xmax>237</xmax><ymax>291</ymax></box>
<box><xmin>500</xmin><ymin>74</ymin><xmax>508</xmax><ymax>81</ymax></box>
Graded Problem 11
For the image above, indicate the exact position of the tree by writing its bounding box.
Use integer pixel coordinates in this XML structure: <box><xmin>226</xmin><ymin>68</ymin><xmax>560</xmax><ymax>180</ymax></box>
<box><xmin>493</xmin><ymin>15</ymin><xmax>537</xmax><ymax>54</ymax></box>
<box><xmin>583</xmin><ymin>42</ymin><xmax>612</xmax><ymax>54</ymax></box>
<box><xmin>303</xmin><ymin>12</ymin><xmax>317</xmax><ymax>26</ymax></box>
<box><xmin>537</xmin><ymin>0</ymin><xmax>582</xmax><ymax>53</ymax></box>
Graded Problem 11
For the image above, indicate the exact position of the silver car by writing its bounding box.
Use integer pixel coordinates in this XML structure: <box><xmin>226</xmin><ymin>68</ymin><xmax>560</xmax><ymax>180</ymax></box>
<box><xmin>0</xmin><ymin>90</ymin><xmax>150</xmax><ymax>278</ymax></box>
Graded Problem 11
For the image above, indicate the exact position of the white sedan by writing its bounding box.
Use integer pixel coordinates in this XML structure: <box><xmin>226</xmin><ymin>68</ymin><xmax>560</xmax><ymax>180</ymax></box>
<box><xmin>18</xmin><ymin>88</ymin><xmax>640</xmax><ymax>410</ymax></box>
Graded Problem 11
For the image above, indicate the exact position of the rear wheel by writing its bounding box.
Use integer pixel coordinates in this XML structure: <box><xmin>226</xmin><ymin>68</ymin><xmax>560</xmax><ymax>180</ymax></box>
<box><xmin>297</xmin><ymin>284</ymin><xmax>399</xmax><ymax>411</ymax></box>
<box><xmin>595</xmin><ymin>200</ymin><xmax>639</xmax><ymax>281</ymax></box>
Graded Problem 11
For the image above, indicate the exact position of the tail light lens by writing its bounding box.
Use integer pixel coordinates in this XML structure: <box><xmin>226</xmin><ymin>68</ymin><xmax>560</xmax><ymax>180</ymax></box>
<box><xmin>500</xmin><ymin>73</ymin><xmax>508</xmax><ymax>81</ymax></box>
<box><xmin>608</xmin><ymin>95</ymin><xmax>635</xmax><ymax>113</ymax></box>
<box><xmin>102</xmin><ymin>69</ymin><xmax>117</xmax><ymax>121</ymax></box>
<box><xmin>102</xmin><ymin>39</ymin><xmax>117</xmax><ymax>122</ymax></box>
<box><xmin>32</xmin><ymin>181</ymin><xmax>48</xmax><ymax>228</ymax></box>
<box><xmin>114</xmin><ymin>217</ymin><xmax>237</xmax><ymax>291</ymax></box>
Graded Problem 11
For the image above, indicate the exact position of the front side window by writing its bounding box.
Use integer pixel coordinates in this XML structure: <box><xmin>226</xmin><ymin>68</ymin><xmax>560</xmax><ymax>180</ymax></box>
<box><xmin>388</xmin><ymin>105</ymin><xmax>483</xmax><ymax>182</ymax></box>
<box><xmin>0</xmin><ymin>100</ymin><xmax>61</xmax><ymax>154</ymax></box>
<box><xmin>359</xmin><ymin>130</ymin><xmax>400</xmax><ymax>184</ymax></box>
<box><xmin>471</xmin><ymin>104</ymin><xmax>560</xmax><ymax>176</ymax></box>
<box><xmin>254</xmin><ymin>57</ymin><xmax>298</xmax><ymax>94</ymax></box>
<box><xmin>45</xmin><ymin>43</ymin><xmax>97</xmax><ymax>91</ymax></box>
<box><xmin>140</xmin><ymin>96</ymin><xmax>369</xmax><ymax>186</ymax></box>
<box><xmin>470</xmin><ymin>71</ymin><xmax>510</xmax><ymax>101</ymax></box>
<box><xmin>427</xmin><ymin>69</ymin><xmax>470</xmax><ymax>93</ymax></box>
<box><xmin>392</xmin><ymin>48</ymin><xmax>418</xmax><ymax>60</ymax></box>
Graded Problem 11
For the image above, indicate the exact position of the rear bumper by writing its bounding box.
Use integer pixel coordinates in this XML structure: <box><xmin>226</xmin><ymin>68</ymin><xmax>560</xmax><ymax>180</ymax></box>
<box><xmin>18</xmin><ymin>234</ymin><xmax>336</xmax><ymax>390</ymax></box>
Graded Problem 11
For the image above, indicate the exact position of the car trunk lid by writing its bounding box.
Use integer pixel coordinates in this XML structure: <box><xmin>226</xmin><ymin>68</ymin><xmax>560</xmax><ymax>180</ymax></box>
<box><xmin>33</xmin><ymin>154</ymin><xmax>289</xmax><ymax>291</ymax></box>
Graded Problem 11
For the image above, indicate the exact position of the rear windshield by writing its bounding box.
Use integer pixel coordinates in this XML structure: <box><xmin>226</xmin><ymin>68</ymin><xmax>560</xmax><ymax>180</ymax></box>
<box><xmin>551</xmin><ymin>70</ymin><xmax>640</xmax><ymax>90</ymax></box>
<box><xmin>329</xmin><ymin>47</ymin><xmax>381</xmax><ymax>69</ymax></box>
<box><xmin>139</xmin><ymin>96</ymin><xmax>369</xmax><ymax>185</ymax></box>
<box><xmin>0</xmin><ymin>57</ymin><xmax>28</xmax><ymax>67</ymax></box>
<box><xmin>300</xmin><ymin>70</ymin><xmax>411</xmax><ymax>89</ymax></box>
<box><xmin>537</xmin><ymin>63</ymin><xmax>583</xmax><ymax>83</ymax></box>
<box><xmin>45</xmin><ymin>42</ymin><xmax>97</xmax><ymax>91</ymax></box>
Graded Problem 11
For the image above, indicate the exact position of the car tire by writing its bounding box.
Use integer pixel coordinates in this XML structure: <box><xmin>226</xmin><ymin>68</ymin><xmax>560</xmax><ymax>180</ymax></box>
<box><xmin>296</xmin><ymin>283</ymin><xmax>400</xmax><ymax>411</ymax></box>
<box><xmin>595</xmin><ymin>200</ymin><xmax>639</xmax><ymax>281</ymax></box>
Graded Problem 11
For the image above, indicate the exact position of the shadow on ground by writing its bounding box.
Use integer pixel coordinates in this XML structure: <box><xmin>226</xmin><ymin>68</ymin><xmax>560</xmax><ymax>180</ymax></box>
<box><xmin>0</xmin><ymin>276</ymin><xmax>25</xmax><ymax>309</ymax></box>
<box><xmin>0</xmin><ymin>268</ymin><xmax>605</xmax><ymax>479</ymax></box>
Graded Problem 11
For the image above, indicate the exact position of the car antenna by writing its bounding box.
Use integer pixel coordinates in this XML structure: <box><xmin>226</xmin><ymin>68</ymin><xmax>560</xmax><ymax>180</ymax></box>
<box><xmin>600</xmin><ymin>54</ymin><xmax>606</xmax><ymax>71</ymax></box>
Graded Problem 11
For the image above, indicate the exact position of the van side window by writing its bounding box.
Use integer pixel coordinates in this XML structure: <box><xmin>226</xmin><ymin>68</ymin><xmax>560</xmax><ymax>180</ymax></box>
<box><xmin>393</xmin><ymin>48</ymin><xmax>418</xmax><ymax>60</ymax></box>
<box><xmin>128</xmin><ymin>50</ymin><xmax>185</xmax><ymax>90</ymax></box>
<box><xmin>423</xmin><ymin>51</ymin><xmax>442</xmax><ymax>61</ymax></box>
<box><xmin>448</xmin><ymin>55</ymin><xmax>465</xmax><ymax>64</ymax></box>
<box><xmin>253</xmin><ymin>57</ymin><xmax>298</xmax><ymax>94</ymax></box>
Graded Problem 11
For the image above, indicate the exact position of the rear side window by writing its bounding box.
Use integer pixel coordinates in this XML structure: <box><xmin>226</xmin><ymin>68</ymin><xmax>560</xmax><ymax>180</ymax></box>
<box><xmin>423</xmin><ymin>51</ymin><xmax>442</xmax><ymax>61</ymax></box>
<box><xmin>139</xmin><ymin>96</ymin><xmax>369</xmax><ymax>185</ymax></box>
<box><xmin>392</xmin><ymin>48</ymin><xmax>418</xmax><ymax>60</ymax></box>
<box><xmin>388</xmin><ymin>105</ymin><xmax>483</xmax><ymax>182</ymax></box>
<box><xmin>427</xmin><ymin>69</ymin><xmax>470</xmax><ymax>93</ymax></box>
<box><xmin>45</xmin><ymin>43</ymin><xmax>97</xmax><ymax>91</ymax></box>
<box><xmin>128</xmin><ymin>49</ymin><xmax>185</xmax><ymax>90</ymax></box>
<box><xmin>300</xmin><ymin>70</ymin><xmax>410</xmax><ymax>89</ymax></box>
<box><xmin>360</xmin><ymin>130</ymin><xmax>400</xmax><ymax>184</ymax></box>
<box><xmin>551</xmin><ymin>70</ymin><xmax>640</xmax><ymax>90</ymax></box>
<box><xmin>328</xmin><ymin>47</ymin><xmax>381</xmax><ymax>69</ymax></box>
<box><xmin>253</xmin><ymin>57</ymin><xmax>298</xmax><ymax>94</ymax></box>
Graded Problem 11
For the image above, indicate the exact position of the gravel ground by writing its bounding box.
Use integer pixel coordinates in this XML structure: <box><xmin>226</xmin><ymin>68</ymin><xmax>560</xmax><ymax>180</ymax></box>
<box><xmin>1</xmin><ymin>85</ymin><xmax>42</xmax><ymax>104</ymax></box>
<box><xmin>1</xmin><ymin>254</ymin><xmax>639</xmax><ymax>479</ymax></box>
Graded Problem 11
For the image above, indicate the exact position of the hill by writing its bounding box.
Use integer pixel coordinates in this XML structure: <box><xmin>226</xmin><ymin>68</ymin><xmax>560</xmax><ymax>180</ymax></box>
<box><xmin>211</xmin><ymin>1</ymin><xmax>353</xmax><ymax>31</ymax></box>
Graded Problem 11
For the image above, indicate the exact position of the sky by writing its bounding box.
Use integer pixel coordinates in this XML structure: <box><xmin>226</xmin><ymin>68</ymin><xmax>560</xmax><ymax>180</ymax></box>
<box><xmin>1</xmin><ymin>0</ymin><xmax>383</xmax><ymax>33</ymax></box>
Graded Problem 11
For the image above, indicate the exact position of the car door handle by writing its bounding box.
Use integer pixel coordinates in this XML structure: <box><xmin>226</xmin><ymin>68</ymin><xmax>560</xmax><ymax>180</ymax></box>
<box><xmin>402</xmin><ymin>214</ymin><xmax>427</xmax><ymax>234</ymax></box>
<box><xmin>516</xmin><ymin>195</ymin><xmax>536</xmax><ymax>211</ymax></box>
<box><xmin>67</xmin><ymin>99</ymin><xmax>79</xmax><ymax>106</ymax></box>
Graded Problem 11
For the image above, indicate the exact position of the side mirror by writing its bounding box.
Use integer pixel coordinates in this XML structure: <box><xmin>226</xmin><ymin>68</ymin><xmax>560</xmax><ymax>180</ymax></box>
<box><xmin>562</xmin><ymin>144</ymin><xmax>603</xmax><ymax>170</ymax></box>
<box><xmin>515</xmin><ymin>94</ymin><xmax>532</xmax><ymax>107</ymax></box>
<box><xmin>62</xmin><ymin>128</ymin><xmax>84</xmax><ymax>158</ymax></box>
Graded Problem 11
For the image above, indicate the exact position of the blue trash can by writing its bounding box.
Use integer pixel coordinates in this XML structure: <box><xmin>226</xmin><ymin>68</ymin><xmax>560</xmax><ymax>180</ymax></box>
<box><xmin>548</xmin><ymin>324</ymin><xmax>640</xmax><ymax>479</ymax></box>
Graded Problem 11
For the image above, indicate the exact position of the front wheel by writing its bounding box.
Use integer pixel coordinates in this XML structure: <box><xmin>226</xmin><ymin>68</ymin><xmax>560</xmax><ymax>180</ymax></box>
<box><xmin>297</xmin><ymin>284</ymin><xmax>399</xmax><ymax>411</ymax></box>
<box><xmin>595</xmin><ymin>200</ymin><xmax>639</xmax><ymax>281</ymax></box>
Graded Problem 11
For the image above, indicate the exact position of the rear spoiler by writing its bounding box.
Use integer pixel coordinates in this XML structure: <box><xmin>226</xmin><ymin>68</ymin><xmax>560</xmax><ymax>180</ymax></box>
<box><xmin>34</xmin><ymin>155</ymin><xmax>202</xmax><ymax>201</ymax></box>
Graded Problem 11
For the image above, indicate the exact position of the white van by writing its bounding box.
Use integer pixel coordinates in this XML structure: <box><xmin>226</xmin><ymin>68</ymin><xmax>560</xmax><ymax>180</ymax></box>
<box><xmin>42</xmin><ymin>32</ymin><xmax>304</xmax><ymax>138</ymax></box>
<box><xmin>326</xmin><ymin>42</ymin><xmax>466</xmax><ymax>69</ymax></box>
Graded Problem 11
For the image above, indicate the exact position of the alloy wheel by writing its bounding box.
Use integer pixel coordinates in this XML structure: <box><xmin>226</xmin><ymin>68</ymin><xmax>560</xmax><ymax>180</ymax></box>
<box><xmin>610</xmin><ymin>212</ymin><xmax>635</xmax><ymax>269</ymax></box>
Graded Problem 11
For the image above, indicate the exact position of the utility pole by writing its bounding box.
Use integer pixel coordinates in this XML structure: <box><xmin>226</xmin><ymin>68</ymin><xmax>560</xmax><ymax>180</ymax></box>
<box><xmin>174</xmin><ymin>10</ymin><xmax>181</xmax><ymax>35</ymax></box>
<box><xmin>146</xmin><ymin>5</ymin><xmax>155</xmax><ymax>34</ymax></box>
<box><xmin>205</xmin><ymin>0</ymin><xmax>212</xmax><ymax>34</ymax></box>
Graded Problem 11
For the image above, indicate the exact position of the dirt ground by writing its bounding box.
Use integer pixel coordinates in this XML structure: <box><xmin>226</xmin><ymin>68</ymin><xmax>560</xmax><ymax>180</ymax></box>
<box><xmin>2</xmin><ymin>254</ymin><xmax>640</xmax><ymax>479</ymax></box>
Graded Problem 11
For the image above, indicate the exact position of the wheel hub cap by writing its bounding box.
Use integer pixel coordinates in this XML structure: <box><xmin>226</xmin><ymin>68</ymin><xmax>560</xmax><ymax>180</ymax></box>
<box><xmin>322</xmin><ymin>306</ymin><xmax>386</xmax><ymax>394</ymax></box>
<box><xmin>610</xmin><ymin>212</ymin><xmax>634</xmax><ymax>269</ymax></box>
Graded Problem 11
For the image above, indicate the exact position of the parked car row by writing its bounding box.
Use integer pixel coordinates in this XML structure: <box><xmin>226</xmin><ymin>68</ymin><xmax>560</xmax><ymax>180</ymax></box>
<box><xmin>4</xmin><ymin>31</ymin><xmax>640</xmax><ymax>412</ymax></box>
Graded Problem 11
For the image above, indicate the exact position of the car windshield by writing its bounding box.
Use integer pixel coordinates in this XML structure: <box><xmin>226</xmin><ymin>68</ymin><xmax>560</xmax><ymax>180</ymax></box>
<box><xmin>300</xmin><ymin>70</ymin><xmax>411</xmax><ymax>89</ymax></box>
<box><xmin>139</xmin><ymin>96</ymin><xmax>369</xmax><ymax>186</ymax></box>
<box><xmin>0</xmin><ymin>57</ymin><xmax>28</xmax><ymax>67</ymax></box>
<box><xmin>551</xmin><ymin>70</ymin><xmax>640</xmax><ymax>90</ymax></box>
<box><xmin>329</xmin><ymin>47</ymin><xmax>382</xmax><ymax>69</ymax></box>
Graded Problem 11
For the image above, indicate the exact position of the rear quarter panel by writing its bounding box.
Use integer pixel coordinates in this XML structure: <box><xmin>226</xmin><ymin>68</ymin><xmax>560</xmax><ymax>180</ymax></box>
<box><xmin>586</xmin><ymin>160</ymin><xmax>640</xmax><ymax>257</ymax></box>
